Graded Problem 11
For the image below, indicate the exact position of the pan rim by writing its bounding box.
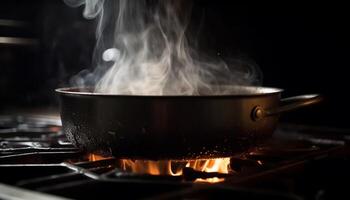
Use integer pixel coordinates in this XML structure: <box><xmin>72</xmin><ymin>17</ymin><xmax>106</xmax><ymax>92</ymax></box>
<box><xmin>55</xmin><ymin>86</ymin><xmax>283</xmax><ymax>98</ymax></box>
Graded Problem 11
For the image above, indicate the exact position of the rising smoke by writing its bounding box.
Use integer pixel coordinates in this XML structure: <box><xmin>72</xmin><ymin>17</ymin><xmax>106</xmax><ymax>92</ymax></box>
<box><xmin>65</xmin><ymin>0</ymin><xmax>262</xmax><ymax>95</ymax></box>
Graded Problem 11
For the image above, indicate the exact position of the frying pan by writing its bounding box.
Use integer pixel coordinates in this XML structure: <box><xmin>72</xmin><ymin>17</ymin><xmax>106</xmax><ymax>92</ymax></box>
<box><xmin>56</xmin><ymin>86</ymin><xmax>321</xmax><ymax>160</ymax></box>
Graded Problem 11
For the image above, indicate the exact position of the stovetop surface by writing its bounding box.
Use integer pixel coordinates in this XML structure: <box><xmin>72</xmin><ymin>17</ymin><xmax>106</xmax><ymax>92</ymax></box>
<box><xmin>1</xmin><ymin>115</ymin><xmax>350</xmax><ymax>200</ymax></box>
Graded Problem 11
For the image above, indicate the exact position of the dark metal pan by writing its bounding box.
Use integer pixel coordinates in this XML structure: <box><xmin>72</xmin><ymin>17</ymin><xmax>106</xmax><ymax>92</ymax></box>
<box><xmin>56</xmin><ymin>86</ymin><xmax>321</xmax><ymax>160</ymax></box>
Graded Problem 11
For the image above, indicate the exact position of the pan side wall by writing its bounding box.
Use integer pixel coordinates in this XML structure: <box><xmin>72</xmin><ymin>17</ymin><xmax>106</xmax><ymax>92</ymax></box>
<box><xmin>58</xmin><ymin>94</ymin><xmax>280</xmax><ymax>159</ymax></box>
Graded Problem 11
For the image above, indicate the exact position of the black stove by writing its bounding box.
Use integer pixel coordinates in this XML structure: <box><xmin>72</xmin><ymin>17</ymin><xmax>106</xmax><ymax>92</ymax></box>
<box><xmin>1</xmin><ymin>115</ymin><xmax>350</xmax><ymax>200</ymax></box>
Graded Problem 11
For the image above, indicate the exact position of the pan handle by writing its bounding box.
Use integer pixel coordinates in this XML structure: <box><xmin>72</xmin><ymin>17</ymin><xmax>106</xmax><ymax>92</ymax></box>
<box><xmin>252</xmin><ymin>94</ymin><xmax>323</xmax><ymax>121</ymax></box>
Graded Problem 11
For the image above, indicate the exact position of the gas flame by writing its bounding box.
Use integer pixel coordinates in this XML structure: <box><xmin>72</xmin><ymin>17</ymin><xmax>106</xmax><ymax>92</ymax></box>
<box><xmin>120</xmin><ymin>158</ymin><xmax>231</xmax><ymax>183</ymax></box>
<box><xmin>120</xmin><ymin>160</ymin><xmax>183</xmax><ymax>176</ymax></box>
<box><xmin>88</xmin><ymin>153</ymin><xmax>110</xmax><ymax>161</ymax></box>
<box><xmin>87</xmin><ymin>153</ymin><xmax>230</xmax><ymax>183</ymax></box>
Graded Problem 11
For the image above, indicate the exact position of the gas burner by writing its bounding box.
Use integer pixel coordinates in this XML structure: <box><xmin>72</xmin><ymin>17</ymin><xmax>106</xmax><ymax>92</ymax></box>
<box><xmin>0</xmin><ymin>115</ymin><xmax>350</xmax><ymax>199</ymax></box>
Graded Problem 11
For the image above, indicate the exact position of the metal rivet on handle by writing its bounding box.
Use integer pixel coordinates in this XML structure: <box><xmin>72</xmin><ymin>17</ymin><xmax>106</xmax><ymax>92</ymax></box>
<box><xmin>251</xmin><ymin>106</ymin><xmax>265</xmax><ymax>121</ymax></box>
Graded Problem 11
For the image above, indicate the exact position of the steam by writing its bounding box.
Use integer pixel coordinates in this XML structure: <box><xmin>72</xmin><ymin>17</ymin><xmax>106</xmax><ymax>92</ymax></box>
<box><xmin>65</xmin><ymin>0</ymin><xmax>262</xmax><ymax>95</ymax></box>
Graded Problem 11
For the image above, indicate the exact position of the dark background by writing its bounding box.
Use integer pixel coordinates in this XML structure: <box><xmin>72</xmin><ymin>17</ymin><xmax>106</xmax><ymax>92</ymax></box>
<box><xmin>0</xmin><ymin>0</ymin><xmax>348</xmax><ymax>128</ymax></box>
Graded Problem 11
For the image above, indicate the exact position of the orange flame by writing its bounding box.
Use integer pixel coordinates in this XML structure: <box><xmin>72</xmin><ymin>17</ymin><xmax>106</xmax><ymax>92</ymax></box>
<box><xmin>88</xmin><ymin>153</ymin><xmax>110</xmax><ymax>161</ymax></box>
<box><xmin>120</xmin><ymin>160</ymin><xmax>183</xmax><ymax>176</ymax></box>
<box><xmin>120</xmin><ymin>158</ymin><xmax>231</xmax><ymax>183</ymax></box>
<box><xmin>87</xmin><ymin>154</ymin><xmax>231</xmax><ymax>183</ymax></box>
<box><xmin>187</xmin><ymin>158</ymin><xmax>231</xmax><ymax>183</ymax></box>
